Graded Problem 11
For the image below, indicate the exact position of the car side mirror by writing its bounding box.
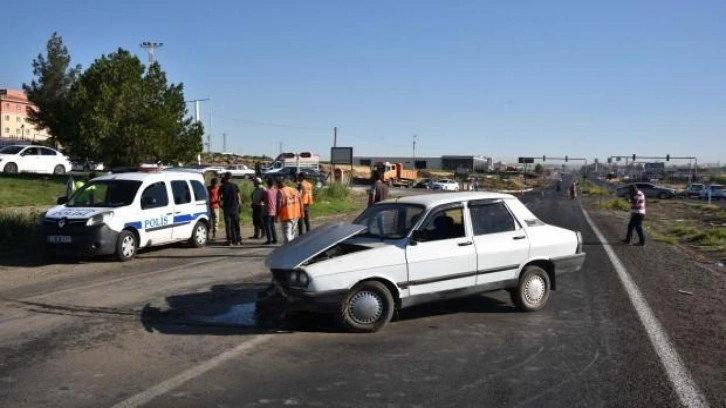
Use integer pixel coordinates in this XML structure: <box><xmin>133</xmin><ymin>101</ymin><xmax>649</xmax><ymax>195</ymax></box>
<box><xmin>57</xmin><ymin>196</ymin><xmax>68</xmax><ymax>205</ymax></box>
<box><xmin>410</xmin><ymin>230</ymin><xmax>425</xmax><ymax>244</ymax></box>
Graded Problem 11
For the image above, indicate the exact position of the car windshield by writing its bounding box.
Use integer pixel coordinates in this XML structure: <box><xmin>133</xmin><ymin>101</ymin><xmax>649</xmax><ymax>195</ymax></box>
<box><xmin>0</xmin><ymin>146</ymin><xmax>24</xmax><ymax>155</ymax></box>
<box><xmin>353</xmin><ymin>203</ymin><xmax>425</xmax><ymax>239</ymax></box>
<box><xmin>67</xmin><ymin>180</ymin><xmax>142</xmax><ymax>208</ymax></box>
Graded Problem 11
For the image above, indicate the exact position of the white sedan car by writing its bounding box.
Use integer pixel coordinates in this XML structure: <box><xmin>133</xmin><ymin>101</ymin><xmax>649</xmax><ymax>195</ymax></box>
<box><xmin>432</xmin><ymin>179</ymin><xmax>460</xmax><ymax>191</ymax></box>
<box><xmin>265</xmin><ymin>192</ymin><xmax>585</xmax><ymax>332</ymax></box>
<box><xmin>0</xmin><ymin>145</ymin><xmax>71</xmax><ymax>175</ymax></box>
<box><xmin>226</xmin><ymin>164</ymin><xmax>256</xmax><ymax>178</ymax></box>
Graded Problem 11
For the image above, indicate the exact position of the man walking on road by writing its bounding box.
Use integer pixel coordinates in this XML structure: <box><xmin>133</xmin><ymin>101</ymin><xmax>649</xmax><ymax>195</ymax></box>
<box><xmin>207</xmin><ymin>177</ymin><xmax>221</xmax><ymax>240</ymax></box>
<box><xmin>622</xmin><ymin>184</ymin><xmax>646</xmax><ymax>246</ymax></box>
<box><xmin>276</xmin><ymin>178</ymin><xmax>302</xmax><ymax>243</ymax></box>
<box><xmin>368</xmin><ymin>170</ymin><xmax>389</xmax><ymax>206</ymax></box>
<box><xmin>220</xmin><ymin>172</ymin><xmax>242</xmax><ymax>246</ymax></box>
<box><xmin>297</xmin><ymin>173</ymin><xmax>314</xmax><ymax>236</ymax></box>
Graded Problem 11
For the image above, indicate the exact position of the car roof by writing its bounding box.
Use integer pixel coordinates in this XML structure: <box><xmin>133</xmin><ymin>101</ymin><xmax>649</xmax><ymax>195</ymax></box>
<box><xmin>93</xmin><ymin>170</ymin><xmax>204</xmax><ymax>183</ymax></box>
<box><xmin>387</xmin><ymin>192</ymin><xmax>514</xmax><ymax>208</ymax></box>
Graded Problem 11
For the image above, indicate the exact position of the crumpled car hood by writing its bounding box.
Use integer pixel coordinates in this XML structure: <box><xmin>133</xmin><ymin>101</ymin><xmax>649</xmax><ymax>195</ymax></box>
<box><xmin>265</xmin><ymin>222</ymin><xmax>366</xmax><ymax>270</ymax></box>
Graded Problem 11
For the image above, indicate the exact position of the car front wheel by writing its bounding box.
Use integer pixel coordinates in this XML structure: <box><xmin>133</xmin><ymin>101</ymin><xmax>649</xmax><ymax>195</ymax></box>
<box><xmin>511</xmin><ymin>265</ymin><xmax>551</xmax><ymax>312</ymax></box>
<box><xmin>116</xmin><ymin>230</ymin><xmax>138</xmax><ymax>261</ymax></box>
<box><xmin>3</xmin><ymin>162</ymin><xmax>18</xmax><ymax>174</ymax></box>
<box><xmin>190</xmin><ymin>221</ymin><xmax>208</xmax><ymax>248</ymax></box>
<box><xmin>53</xmin><ymin>165</ymin><xmax>66</xmax><ymax>175</ymax></box>
<box><xmin>339</xmin><ymin>281</ymin><xmax>394</xmax><ymax>333</ymax></box>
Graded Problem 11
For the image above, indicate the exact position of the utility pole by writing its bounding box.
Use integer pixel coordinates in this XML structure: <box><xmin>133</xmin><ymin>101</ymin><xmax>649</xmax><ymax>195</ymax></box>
<box><xmin>412</xmin><ymin>134</ymin><xmax>418</xmax><ymax>162</ymax></box>
<box><xmin>333</xmin><ymin>127</ymin><xmax>337</xmax><ymax>147</ymax></box>
<box><xmin>206</xmin><ymin>134</ymin><xmax>211</xmax><ymax>153</ymax></box>
<box><xmin>222</xmin><ymin>133</ymin><xmax>227</xmax><ymax>153</ymax></box>
<box><xmin>139</xmin><ymin>41</ymin><xmax>164</xmax><ymax>64</ymax></box>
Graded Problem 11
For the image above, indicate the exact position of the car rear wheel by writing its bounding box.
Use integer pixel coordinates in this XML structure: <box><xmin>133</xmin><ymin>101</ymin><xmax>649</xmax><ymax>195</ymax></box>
<box><xmin>658</xmin><ymin>192</ymin><xmax>668</xmax><ymax>199</ymax></box>
<box><xmin>190</xmin><ymin>221</ymin><xmax>208</xmax><ymax>248</ymax></box>
<box><xmin>3</xmin><ymin>162</ymin><xmax>18</xmax><ymax>174</ymax></box>
<box><xmin>53</xmin><ymin>165</ymin><xmax>66</xmax><ymax>175</ymax></box>
<box><xmin>339</xmin><ymin>281</ymin><xmax>394</xmax><ymax>333</ymax></box>
<box><xmin>511</xmin><ymin>265</ymin><xmax>551</xmax><ymax>312</ymax></box>
<box><xmin>116</xmin><ymin>230</ymin><xmax>138</xmax><ymax>261</ymax></box>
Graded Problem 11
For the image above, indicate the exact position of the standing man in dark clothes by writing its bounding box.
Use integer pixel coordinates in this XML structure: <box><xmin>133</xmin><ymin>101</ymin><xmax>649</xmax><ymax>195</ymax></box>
<box><xmin>622</xmin><ymin>184</ymin><xmax>647</xmax><ymax>246</ymax></box>
<box><xmin>219</xmin><ymin>172</ymin><xmax>242</xmax><ymax>246</ymax></box>
<box><xmin>249</xmin><ymin>177</ymin><xmax>267</xmax><ymax>239</ymax></box>
<box><xmin>368</xmin><ymin>170</ymin><xmax>389</xmax><ymax>206</ymax></box>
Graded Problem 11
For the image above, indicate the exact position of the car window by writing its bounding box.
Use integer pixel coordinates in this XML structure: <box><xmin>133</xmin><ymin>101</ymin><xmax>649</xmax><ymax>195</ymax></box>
<box><xmin>39</xmin><ymin>148</ymin><xmax>57</xmax><ymax>156</ymax></box>
<box><xmin>171</xmin><ymin>180</ymin><xmax>192</xmax><ymax>204</ymax></box>
<box><xmin>418</xmin><ymin>206</ymin><xmax>466</xmax><ymax>242</ymax></box>
<box><xmin>141</xmin><ymin>181</ymin><xmax>169</xmax><ymax>209</ymax></box>
<box><xmin>470</xmin><ymin>202</ymin><xmax>516</xmax><ymax>235</ymax></box>
<box><xmin>23</xmin><ymin>147</ymin><xmax>39</xmax><ymax>155</ymax></box>
<box><xmin>190</xmin><ymin>180</ymin><xmax>208</xmax><ymax>202</ymax></box>
<box><xmin>353</xmin><ymin>203</ymin><xmax>425</xmax><ymax>239</ymax></box>
<box><xmin>0</xmin><ymin>146</ymin><xmax>23</xmax><ymax>154</ymax></box>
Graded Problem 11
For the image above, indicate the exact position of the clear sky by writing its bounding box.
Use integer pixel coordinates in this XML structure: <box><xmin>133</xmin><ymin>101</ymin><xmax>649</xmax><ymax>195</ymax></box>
<box><xmin>2</xmin><ymin>0</ymin><xmax>724</xmax><ymax>164</ymax></box>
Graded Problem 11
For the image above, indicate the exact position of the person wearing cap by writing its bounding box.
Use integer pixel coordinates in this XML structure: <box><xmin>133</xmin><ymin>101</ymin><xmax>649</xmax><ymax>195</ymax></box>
<box><xmin>297</xmin><ymin>173</ymin><xmax>314</xmax><ymax>235</ymax></box>
<box><xmin>219</xmin><ymin>172</ymin><xmax>242</xmax><ymax>246</ymax></box>
<box><xmin>249</xmin><ymin>177</ymin><xmax>267</xmax><ymax>240</ymax></box>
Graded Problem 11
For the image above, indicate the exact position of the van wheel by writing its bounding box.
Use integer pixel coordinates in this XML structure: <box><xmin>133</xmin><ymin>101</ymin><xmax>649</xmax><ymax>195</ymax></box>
<box><xmin>339</xmin><ymin>281</ymin><xmax>394</xmax><ymax>333</ymax></box>
<box><xmin>116</xmin><ymin>230</ymin><xmax>137</xmax><ymax>261</ymax></box>
<box><xmin>190</xmin><ymin>221</ymin><xmax>208</xmax><ymax>248</ymax></box>
<box><xmin>511</xmin><ymin>265</ymin><xmax>550</xmax><ymax>312</ymax></box>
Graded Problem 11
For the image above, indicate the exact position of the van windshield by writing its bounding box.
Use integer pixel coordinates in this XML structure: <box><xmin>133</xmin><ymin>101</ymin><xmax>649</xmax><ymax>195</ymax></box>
<box><xmin>67</xmin><ymin>180</ymin><xmax>142</xmax><ymax>208</ymax></box>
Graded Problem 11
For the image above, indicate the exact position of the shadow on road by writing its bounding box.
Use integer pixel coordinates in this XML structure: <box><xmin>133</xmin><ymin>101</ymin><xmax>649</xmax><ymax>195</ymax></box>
<box><xmin>140</xmin><ymin>282</ymin><xmax>520</xmax><ymax>335</ymax></box>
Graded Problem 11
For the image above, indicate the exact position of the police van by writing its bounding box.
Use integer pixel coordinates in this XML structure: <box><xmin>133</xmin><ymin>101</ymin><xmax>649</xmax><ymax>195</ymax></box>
<box><xmin>38</xmin><ymin>170</ymin><xmax>210</xmax><ymax>261</ymax></box>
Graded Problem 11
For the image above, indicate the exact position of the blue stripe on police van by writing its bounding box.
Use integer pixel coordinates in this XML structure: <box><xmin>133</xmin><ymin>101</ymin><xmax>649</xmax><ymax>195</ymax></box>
<box><xmin>173</xmin><ymin>212</ymin><xmax>208</xmax><ymax>224</ymax></box>
<box><xmin>125</xmin><ymin>221</ymin><xmax>143</xmax><ymax>229</ymax></box>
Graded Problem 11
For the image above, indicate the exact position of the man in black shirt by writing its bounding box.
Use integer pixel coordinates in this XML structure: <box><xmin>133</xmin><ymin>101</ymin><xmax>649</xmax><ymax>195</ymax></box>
<box><xmin>219</xmin><ymin>172</ymin><xmax>242</xmax><ymax>246</ymax></box>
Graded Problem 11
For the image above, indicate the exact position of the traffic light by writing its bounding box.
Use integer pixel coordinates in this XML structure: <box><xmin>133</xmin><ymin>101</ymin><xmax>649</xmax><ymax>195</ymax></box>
<box><xmin>666</xmin><ymin>154</ymin><xmax>670</xmax><ymax>161</ymax></box>
<box><xmin>632</xmin><ymin>154</ymin><xmax>636</xmax><ymax>161</ymax></box>
<box><xmin>607</xmin><ymin>157</ymin><xmax>612</xmax><ymax>164</ymax></box>
<box><xmin>565</xmin><ymin>155</ymin><xmax>568</xmax><ymax>162</ymax></box>
<box><xmin>542</xmin><ymin>155</ymin><xmax>546</xmax><ymax>162</ymax></box>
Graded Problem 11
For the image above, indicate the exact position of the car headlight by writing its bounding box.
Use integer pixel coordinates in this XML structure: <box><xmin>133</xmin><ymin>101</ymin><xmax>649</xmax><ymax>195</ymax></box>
<box><xmin>288</xmin><ymin>270</ymin><xmax>310</xmax><ymax>287</ymax></box>
<box><xmin>86</xmin><ymin>211</ymin><xmax>114</xmax><ymax>226</ymax></box>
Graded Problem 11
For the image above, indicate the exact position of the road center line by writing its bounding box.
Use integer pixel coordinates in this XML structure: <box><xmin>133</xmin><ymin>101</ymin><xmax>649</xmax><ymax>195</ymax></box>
<box><xmin>581</xmin><ymin>208</ymin><xmax>709</xmax><ymax>408</ymax></box>
<box><xmin>109</xmin><ymin>335</ymin><xmax>271</xmax><ymax>408</ymax></box>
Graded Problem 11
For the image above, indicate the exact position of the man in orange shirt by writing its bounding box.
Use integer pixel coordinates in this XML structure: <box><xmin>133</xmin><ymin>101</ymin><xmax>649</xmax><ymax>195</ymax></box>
<box><xmin>276</xmin><ymin>178</ymin><xmax>302</xmax><ymax>243</ymax></box>
<box><xmin>207</xmin><ymin>177</ymin><xmax>220</xmax><ymax>240</ymax></box>
<box><xmin>297</xmin><ymin>173</ymin><xmax>314</xmax><ymax>235</ymax></box>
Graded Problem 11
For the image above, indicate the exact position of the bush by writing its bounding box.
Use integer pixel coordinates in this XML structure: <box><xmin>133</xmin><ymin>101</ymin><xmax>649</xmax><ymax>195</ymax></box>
<box><xmin>317</xmin><ymin>182</ymin><xmax>350</xmax><ymax>200</ymax></box>
<box><xmin>0</xmin><ymin>210</ymin><xmax>44</xmax><ymax>255</ymax></box>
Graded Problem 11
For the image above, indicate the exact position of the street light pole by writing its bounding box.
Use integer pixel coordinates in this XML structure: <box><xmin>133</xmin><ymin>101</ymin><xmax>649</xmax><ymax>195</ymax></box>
<box><xmin>412</xmin><ymin>134</ymin><xmax>417</xmax><ymax>163</ymax></box>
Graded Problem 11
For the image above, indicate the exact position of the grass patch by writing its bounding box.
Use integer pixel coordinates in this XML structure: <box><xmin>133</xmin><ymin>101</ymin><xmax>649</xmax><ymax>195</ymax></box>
<box><xmin>0</xmin><ymin>174</ymin><xmax>70</xmax><ymax>207</ymax></box>
<box><xmin>579</xmin><ymin>180</ymin><xmax>610</xmax><ymax>196</ymax></box>
<box><xmin>0</xmin><ymin>210</ymin><xmax>45</xmax><ymax>256</ymax></box>
<box><xmin>691</xmin><ymin>228</ymin><xmax>726</xmax><ymax>247</ymax></box>
<box><xmin>649</xmin><ymin>229</ymin><xmax>679</xmax><ymax>245</ymax></box>
<box><xmin>594</xmin><ymin>198</ymin><xmax>630</xmax><ymax>211</ymax></box>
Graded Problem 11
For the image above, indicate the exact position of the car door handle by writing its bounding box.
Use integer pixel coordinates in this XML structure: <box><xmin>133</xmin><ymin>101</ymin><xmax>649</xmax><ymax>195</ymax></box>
<box><xmin>458</xmin><ymin>241</ymin><xmax>473</xmax><ymax>246</ymax></box>
<box><xmin>513</xmin><ymin>236</ymin><xmax>526</xmax><ymax>240</ymax></box>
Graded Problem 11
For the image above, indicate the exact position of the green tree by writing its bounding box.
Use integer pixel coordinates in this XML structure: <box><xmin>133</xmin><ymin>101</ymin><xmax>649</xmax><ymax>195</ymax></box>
<box><xmin>534</xmin><ymin>163</ymin><xmax>545</xmax><ymax>176</ymax></box>
<box><xmin>66</xmin><ymin>49</ymin><xmax>203</xmax><ymax>167</ymax></box>
<box><xmin>23</xmin><ymin>32</ymin><xmax>81</xmax><ymax>148</ymax></box>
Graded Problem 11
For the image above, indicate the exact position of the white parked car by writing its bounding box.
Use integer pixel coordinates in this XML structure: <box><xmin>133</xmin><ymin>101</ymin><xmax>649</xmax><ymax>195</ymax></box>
<box><xmin>226</xmin><ymin>164</ymin><xmax>256</xmax><ymax>178</ymax></box>
<box><xmin>699</xmin><ymin>184</ymin><xmax>726</xmax><ymax>200</ymax></box>
<box><xmin>38</xmin><ymin>170</ymin><xmax>210</xmax><ymax>261</ymax></box>
<box><xmin>71</xmin><ymin>159</ymin><xmax>105</xmax><ymax>172</ymax></box>
<box><xmin>0</xmin><ymin>145</ymin><xmax>72</xmax><ymax>175</ymax></box>
<box><xmin>683</xmin><ymin>183</ymin><xmax>705</xmax><ymax>197</ymax></box>
<box><xmin>432</xmin><ymin>179</ymin><xmax>460</xmax><ymax>191</ymax></box>
<box><xmin>265</xmin><ymin>192</ymin><xmax>585</xmax><ymax>332</ymax></box>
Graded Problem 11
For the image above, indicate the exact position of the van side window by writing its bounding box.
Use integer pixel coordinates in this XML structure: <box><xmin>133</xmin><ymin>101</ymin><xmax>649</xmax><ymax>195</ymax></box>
<box><xmin>470</xmin><ymin>202</ymin><xmax>516</xmax><ymax>235</ymax></box>
<box><xmin>141</xmin><ymin>182</ymin><xmax>169</xmax><ymax>209</ymax></box>
<box><xmin>171</xmin><ymin>180</ymin><xmax>192</xmax><ymax>204</ymax></box>
<box><xmin>190</xmin><ymin>180</ymin><xmax>208</xmax><ymax>202</ymax></box>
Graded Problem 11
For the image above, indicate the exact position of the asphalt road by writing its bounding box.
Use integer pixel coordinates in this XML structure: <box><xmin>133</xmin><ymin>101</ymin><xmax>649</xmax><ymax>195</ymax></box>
<box><xmin>0</xmin><ymin>182</ymin><xmax>723</xmax><ymax>407</ymax></box>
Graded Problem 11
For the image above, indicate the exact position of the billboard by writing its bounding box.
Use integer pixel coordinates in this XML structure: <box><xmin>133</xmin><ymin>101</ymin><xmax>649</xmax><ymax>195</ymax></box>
<box><xmin>330</xmin><ymin>147</ymin><xmax>353</xmax><ymax>165</ymax></box>
<box><xmin>644</xmin><ymin>162</ymin><xmax>665</xmax><ymax>178</ymax></box>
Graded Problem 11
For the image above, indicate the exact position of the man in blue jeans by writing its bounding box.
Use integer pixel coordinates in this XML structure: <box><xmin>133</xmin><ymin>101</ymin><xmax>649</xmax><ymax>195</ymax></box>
<box><xmin>622</xmin><ymin>184</ymin><xmax>646</xmax><ymax>246</ymax></box>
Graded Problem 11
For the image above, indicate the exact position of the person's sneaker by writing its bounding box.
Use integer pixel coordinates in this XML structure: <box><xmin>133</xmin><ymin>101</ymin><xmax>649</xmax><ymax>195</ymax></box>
<box><xmin>227</xmin><ymin>242</ymin><xmax>234</xmax><ymax>247</ymax></box>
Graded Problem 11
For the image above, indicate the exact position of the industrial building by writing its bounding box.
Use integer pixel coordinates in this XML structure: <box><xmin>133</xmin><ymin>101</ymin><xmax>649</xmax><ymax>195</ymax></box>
<box><xmin>354</xmin><ymin>155</ymin><xmax>493</xmax><ymax>172</ymax></box>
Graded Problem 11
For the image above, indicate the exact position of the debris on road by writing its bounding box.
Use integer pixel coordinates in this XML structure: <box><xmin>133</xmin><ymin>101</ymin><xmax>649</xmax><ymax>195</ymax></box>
<box><xmin>677</xmin><ymin>290</ymin><xmax>694</xmax><ymax>296</ymax></box>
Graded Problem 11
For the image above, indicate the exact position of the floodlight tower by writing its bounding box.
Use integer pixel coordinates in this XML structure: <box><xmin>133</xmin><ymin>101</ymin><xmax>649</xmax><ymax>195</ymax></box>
<box><xmin>140</xmin><ymin>41</ymin><xmax>164</xmax><ymax>64</ymax></box>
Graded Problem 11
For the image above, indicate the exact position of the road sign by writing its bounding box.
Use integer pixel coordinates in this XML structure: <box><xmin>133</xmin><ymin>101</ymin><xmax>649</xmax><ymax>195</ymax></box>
<box><xmin>518</xmin><ymin>157</ymin><xmax>534</xmax><ymax>164</ymax></box>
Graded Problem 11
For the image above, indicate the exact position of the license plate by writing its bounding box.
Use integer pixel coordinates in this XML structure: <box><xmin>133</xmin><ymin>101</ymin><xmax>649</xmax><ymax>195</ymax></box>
<box><xmin>47</xmin><ymin>235</ymin><xmax>72</xmax><ymax>244</ymax></box>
